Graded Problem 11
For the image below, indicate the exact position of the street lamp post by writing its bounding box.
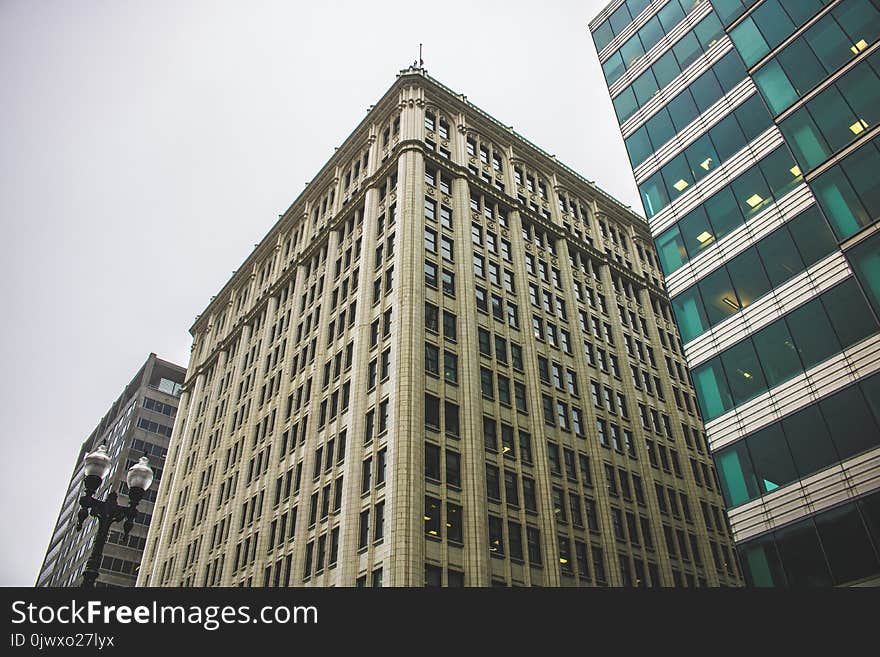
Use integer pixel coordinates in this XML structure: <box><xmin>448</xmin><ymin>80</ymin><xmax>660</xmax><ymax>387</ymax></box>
<box><xmin>75</xmin><ymin>444</ymin><xmax>154</xmax><ymax>588</ymax></box>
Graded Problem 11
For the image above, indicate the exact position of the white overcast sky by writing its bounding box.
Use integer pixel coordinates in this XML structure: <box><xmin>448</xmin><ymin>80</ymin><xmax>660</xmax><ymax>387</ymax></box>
<box><xmin>0</xmin><ymin>0</ymin><xmax>640</xmax><ymax>586</ymax></box>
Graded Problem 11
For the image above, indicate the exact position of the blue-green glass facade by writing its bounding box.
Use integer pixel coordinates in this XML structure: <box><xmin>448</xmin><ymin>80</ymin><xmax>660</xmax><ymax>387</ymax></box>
<box><xmin>591</xmin><ymin>0</ymin><xmax>880</xmax><ymax>586</ymax></box>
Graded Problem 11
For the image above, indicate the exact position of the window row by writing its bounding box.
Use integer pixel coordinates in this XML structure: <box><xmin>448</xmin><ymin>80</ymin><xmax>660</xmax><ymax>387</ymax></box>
<box><xmin>477</xmin><ymin>327</ymin><xmax>525</xmax><ymax>371</ymax></box>
<box><xmin>630</xmin><ymin>93</ymin><xmax>772</xmax><ymax>202</ymax></box>
<box><xmin>539</xmin><ymin>357</ymin><xmax>579</xmax><ymax>396</ymax></box>
<box><xmin>484</xmin><ymin>417</ymin><xmax>533</xmax><ymax>462</ymax></box>
<box><xmin>424</xmin><ymin>496</ymin><xmax>463</xmax><ymax>544</ymax></box>
<box><xmin>424</xmin><ymin>109</ymin><xmax>450</xmax><ymax>140</ymax></box>
<box><xmin>731</xmin><ymin>0</ymin><xmax>833</xmax><ymax>68</ymax></box>
<box><xmin>753</xmin><ymin>0</ymin><xmax>880</xmax><ymax>115</ymax></box>
<box><xmin>654</xmin><ymin>145</ymin><xmax>803</xmax><ymax>270</ymax></box>
<box><xmin>601</xmin><ymin>0</ymin><xmax>703</xmax><ymax>86</ymax></box>
<box><xmin>610</xmin><ymin>12</ymin><xmax>724</xmax><ymax>121</ymax></box>
<box><xmin>546</xmin><ymin>441</ymin><xmax>594</xmax><ymax>487</ymax></box>
<box><xmin>780</xmin><ymin>51</ymin><xmax>880</xmax><ymax>173</ymax></box>
<box><xmin>487</xmin><ymin>516</ymin><xmax>546</xmax><ymax>568</ymax></box>
<box><xmin>617</xmin><ymin>46</ymin><xmax>745</xmax><ymax>140</ymax></box>
<box><xmin>810</xmin><ymin>133</ymin><xmax>880</xmax><ymax>241</ymax></box>
<box><xmin>470</xmin><ymin>192</ymin><xmax>510</xmax><ymax>226</ymax></box>
<box><xmin>711</xmin><ymin>0</ymin><xmax>760</xmax><ymax>27</ymax></box>
<box><xmin>692</xmin><ymin>278</ymin><xmax>878</xmax><ymax>421</ymax></box>
<box><xmin>424</xmin><ymin>226</ymin><xmax>454</xmax><ymax>262</ymax></box>
<box><xmin>592</xmin><ymin>0</ymin><xmax>652</xmax><ymax>52</ymax></box>
<box><xmin>473</xmin><ymin>253</ymin><xmax>516</xmax><ymax>292</ymax></box>
<box><xmin>425</xmin><ymin>442</ymin><xmax>461</xmax><ymax>488</ymax></box>
<box><xmin>424</xmin><ymin>196</ymin><xmax>454</xmax><ymax>230</ymax></box>
<box><xmin>479</xmin><ymin>366</ymin><xmax>527</xmax><ymax>412</ymax></box>
<box><xmin>424</xmin><ymin>343</ymin><xmax>460</xmax><ymax>384</ymax></box>
<box><xmin>671</xmin><ymin>205</ymin><xmax>838</xmax><ymax>343</ymax></box>
<box><xmin>302</xmin><ymin>526</ymin><xmax>342</xmax><ymax>580</ymax></box>
<box><xmin>531</xmin><ymin>315</ymin><xmax>573</xmax><ymax>354</ymax></box>
<box><xmin>356</xmin><ymin>501</ymin><xmax>385</xmax><ymax>550</ymax></box>
<box><xmin>425</xmin><ymin>302</ymin><xmax>457</xmax><ymax>342</ymax></box>
<box><xmin>540</xmin><ymin>393</ymin><xmax>585</xmax><ymax>436</ymax></box>
<box><xmin>848</xmin><ymin>232</ymin><xmax>880</xmax><ymax>319</ymax></box>
<box><xmin>424</xmin><ymin>393</ymin><xmax>460</xmax><ymax>438</ymax></box>
<box><xmin>306</xmin><ymin>477</ymin><xmax>344</xmax><ymax>527</ymax></box>
<box><xmin>739</xmin><ymin>490</ymin><xmax>880</xmax><ymax>587</ymax></box>
<box><xmin>471</xmin><ymin>221</ymin><xmax>513</xmax><ymax>261</ymax></box>
<box><xmin>475</xmin><ymin>286</ymin><xmax>520</xmax><ymax>329</ymax></box>
<box><xmin>533</xmin><ymin>283</ymin><xmax>568</xmax><ymax>320</ymax></box>
<box><xmin>717</xmin><ymin>373</ymin><xmax>880</xmax><ymax>508</ymax></box>
<box><xmin>360</xmin><ymin>449</ymin><xmax>388</xmax><ymax>494</ymax></box>
<box><xmin>424</xmin><ymin>260</ymin><xmax>456</xmax><ymax>296</ymax></box>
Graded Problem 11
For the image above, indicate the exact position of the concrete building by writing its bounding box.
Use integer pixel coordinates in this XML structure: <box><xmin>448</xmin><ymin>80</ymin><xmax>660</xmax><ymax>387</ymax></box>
<box><xmin>36</xmin><ymin>353</ymin><xmax>185</xmax><ymax>587</ymax></box>
<box><xmin>589</xmin><ymin>0</ymin><xmax>880</xmax><ymax>586</ymax></box>
<box><xmin>137</xmin><ymin>67</ymin><xmax>741</xmax><ymax>587</ymax></box>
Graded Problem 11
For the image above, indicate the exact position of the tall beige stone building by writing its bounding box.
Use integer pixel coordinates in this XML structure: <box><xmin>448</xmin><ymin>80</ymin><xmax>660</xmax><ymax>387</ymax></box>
<box><xmin>138</xmin><ymin>67</ymin><xmax>741</xmax><ymax>587</ymax></box>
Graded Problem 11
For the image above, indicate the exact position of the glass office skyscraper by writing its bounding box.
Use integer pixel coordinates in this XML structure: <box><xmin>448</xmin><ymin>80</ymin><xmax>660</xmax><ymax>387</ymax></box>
<box><xmin>590</xmin><ymin>0</ymin><xmax>880</xmax><ymax>586</ymax></box>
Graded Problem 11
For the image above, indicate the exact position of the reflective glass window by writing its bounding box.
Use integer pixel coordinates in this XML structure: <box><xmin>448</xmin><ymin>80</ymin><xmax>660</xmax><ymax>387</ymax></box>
<box><xmin>788</xmin><ymin>206</ymin><xmax>837</xmax><ymax>266</ymax></box>
<box><xmin>662</xmin><ymin>153</ymin><xmax>695</xmax><ymax>202</ymax></box>
<box><xmin>613</xmin><ymin>87</ymin><xmax>638</xmax><ymax>124</ymax></box>
<box><xmin>815</xmin><ymin>503</ymin><xmax>880</xmax><ymax>585</ymax></box>
<box><xmin>781</xmin><ymin>404</ymin><xmax>838</xmax><ymax>480</ymax></box>
<box><xmin>813</xmin><ymin>165</ymin><xmax>870</xmax><ymax>239</ymax></box>
<box><xmin>755</xmin><ymin>223</ymin><xmax>803</xmax><ymax>288</ymax></box>
<box><xmin>747</xmin><ymin>424</ymin><xmax>797</xmax><ymax>495</ymax></box>
<box><xmin>834</xmin><ymin>0</ymin><xmax>880</xmax><ymax>43</ymax></box>
<box><xmin>667</xmin><ymin>92</ymin><xmax>699</xmax><ymax>132</ymax></box>
<box><xmin>804</xmin><ymin>14</ymin><xmax>851</xmax><ymax>75</ymax></box>
<box><xmin>711</xmin><ymin>113</ymin><xmax>746</xmax><ymax>161</ymax></box>
<box><xmin>633</xmin><ymin>69</ymin><xmax>660</xmax><ymax>106</ymax></box>
<box><xmin>713</xmin><ymin>49</ymin><xmax>747</xmax><ymax>89</ymax></box>
<box><xmin>753</xmin><ymin>0</ymin><xmax>795</xmax><ymax>51</ymax></box>
<box><xmin>740</xmin><ymin>535</ymin><xmax>786</xmax><ymax>586</ymax></box>
<box><xmin>679</xmin><ymin>206</ymin><xmax>715</xmax><ymax>258</ymax></box>
<box><xmin>717</xmin><ymin>441</ymin><xmax>760</xmax><ymax>507</ymax></box>
<box><xmin>840</xmin><ymin>140</ymin><xmax>880</xmax><ymax>223</ymax></box>
<box><xmin>758</xmin><ymin>145</ymin><xmax>802</xmax><ymax>201</ymax></box>
<box><xmin>699</xmin><ymin>266</ymin><xmax>739</xmax><ymax>325</ymax></box>
<box><xmin>848</xmin><ymin>232</ymin><xmax>880</xmax><ymax>316</ymax></box>
<box><xmin>736</xmin><ymin>94</ymin><xmax>773</xmax><ymax>142</ymax></box>
<box><xmin>657</xmin><ymin>0</ymin><xmax>685</xmax><ymax>31</ymax></box>
<box><xmin>672</xmin><ymin>32</ymin><xmax>702</xmax><ymax>72</ymax></box>
<box><xmin>652</xmin><ymin>50</ymin><xmax>680</xmax><ymax>88</ymax></box>
<box><xmin>731</xmin><ymin>166</ymin><xmax>771</xmax><ymax>217</ymax></box>
<box><xmin>835</xmin><ymin>62</ymin><xmax>880</xmax><ymax>138</ymax></box>
<box><xmin>646</xmin><ymin>110</ymin><xmax>676</xmax><ymax>151</ymax></box>
<box><xmin>730</xmin><ymin>17</ymin><xmax>767</xmax><ymax>67</ymax></box>
<box><xmin>625</xmin><ymin>127</ymin><xmax>653</xmax><ymax>168</ymax></box>
<box><xmin>774</xmin><ymin>520</ymin><xmax>833</xmax><ymax>587</ymax></box>
<box><xmin>727</xmin><ymin>247</ymin><xmax>770</xmax><ymax>309</ymax></box>
<box><xmin>689</xmin><ymin>67</ymin><xmax>723</xmax><ymax>111</ymax></box>
<box><xmin>640</xmin><ymin>171</ymin><xmax>669</xmax><ymax>218</ymax></box>
<box><xmin>786</xmin><ymin>298</ymin><xmax>839</xmax><ymax>369</ymax></box>
<box><xmin>655</xmin><ymin>226</ymin><xmax>687</xmax><ymax>275</ymax></box>
<box><xmin>780</xmin><ymin>107</ymin><xmax>830</xmax><ymax>171</ymax></box>
<box><xmin>720</xmin><ymin>339</ymin><xmax>766</xmax><ymax>406</ymax></box>
<box><xmin>754</xmin><ymin>60</ymin><xmax>797</xmax><ymax>114</ymax></box>
<box><xmin>821</xmin><ymin>278</ymin><xmax>878</xmax><ymax>349</ymax></box>
<box><xmin>704</xmin><ymin>186</ymin><xmax>742</xmax><ymax>238</ymax></box>
<box><xmin>692</xmin><ymin>358</ymin><xmax>733</xmax><ymax>420</ymax></box>
<box><xmin>685</xmin><ymin>134</ymin><xmax>719</xmax><ymax>182</ymax></box>
<box><xmin>751</xmin><ymin>320</ymin><xmax>801</xmax><ymax>389</ymax></box>
<box><xmin>821</xmin><ymin>383</ymin><xmax>879</xmax><ymax>460</ymax></box>
<box><xmin>672</xmin><ymin>287</ymin><xmax>709</xmax><ymax>343</ymax></box>
<box><xmin>808</xmin><ymin>86</ymin><xmax>859</xmax><ymax>156</ymax></box>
